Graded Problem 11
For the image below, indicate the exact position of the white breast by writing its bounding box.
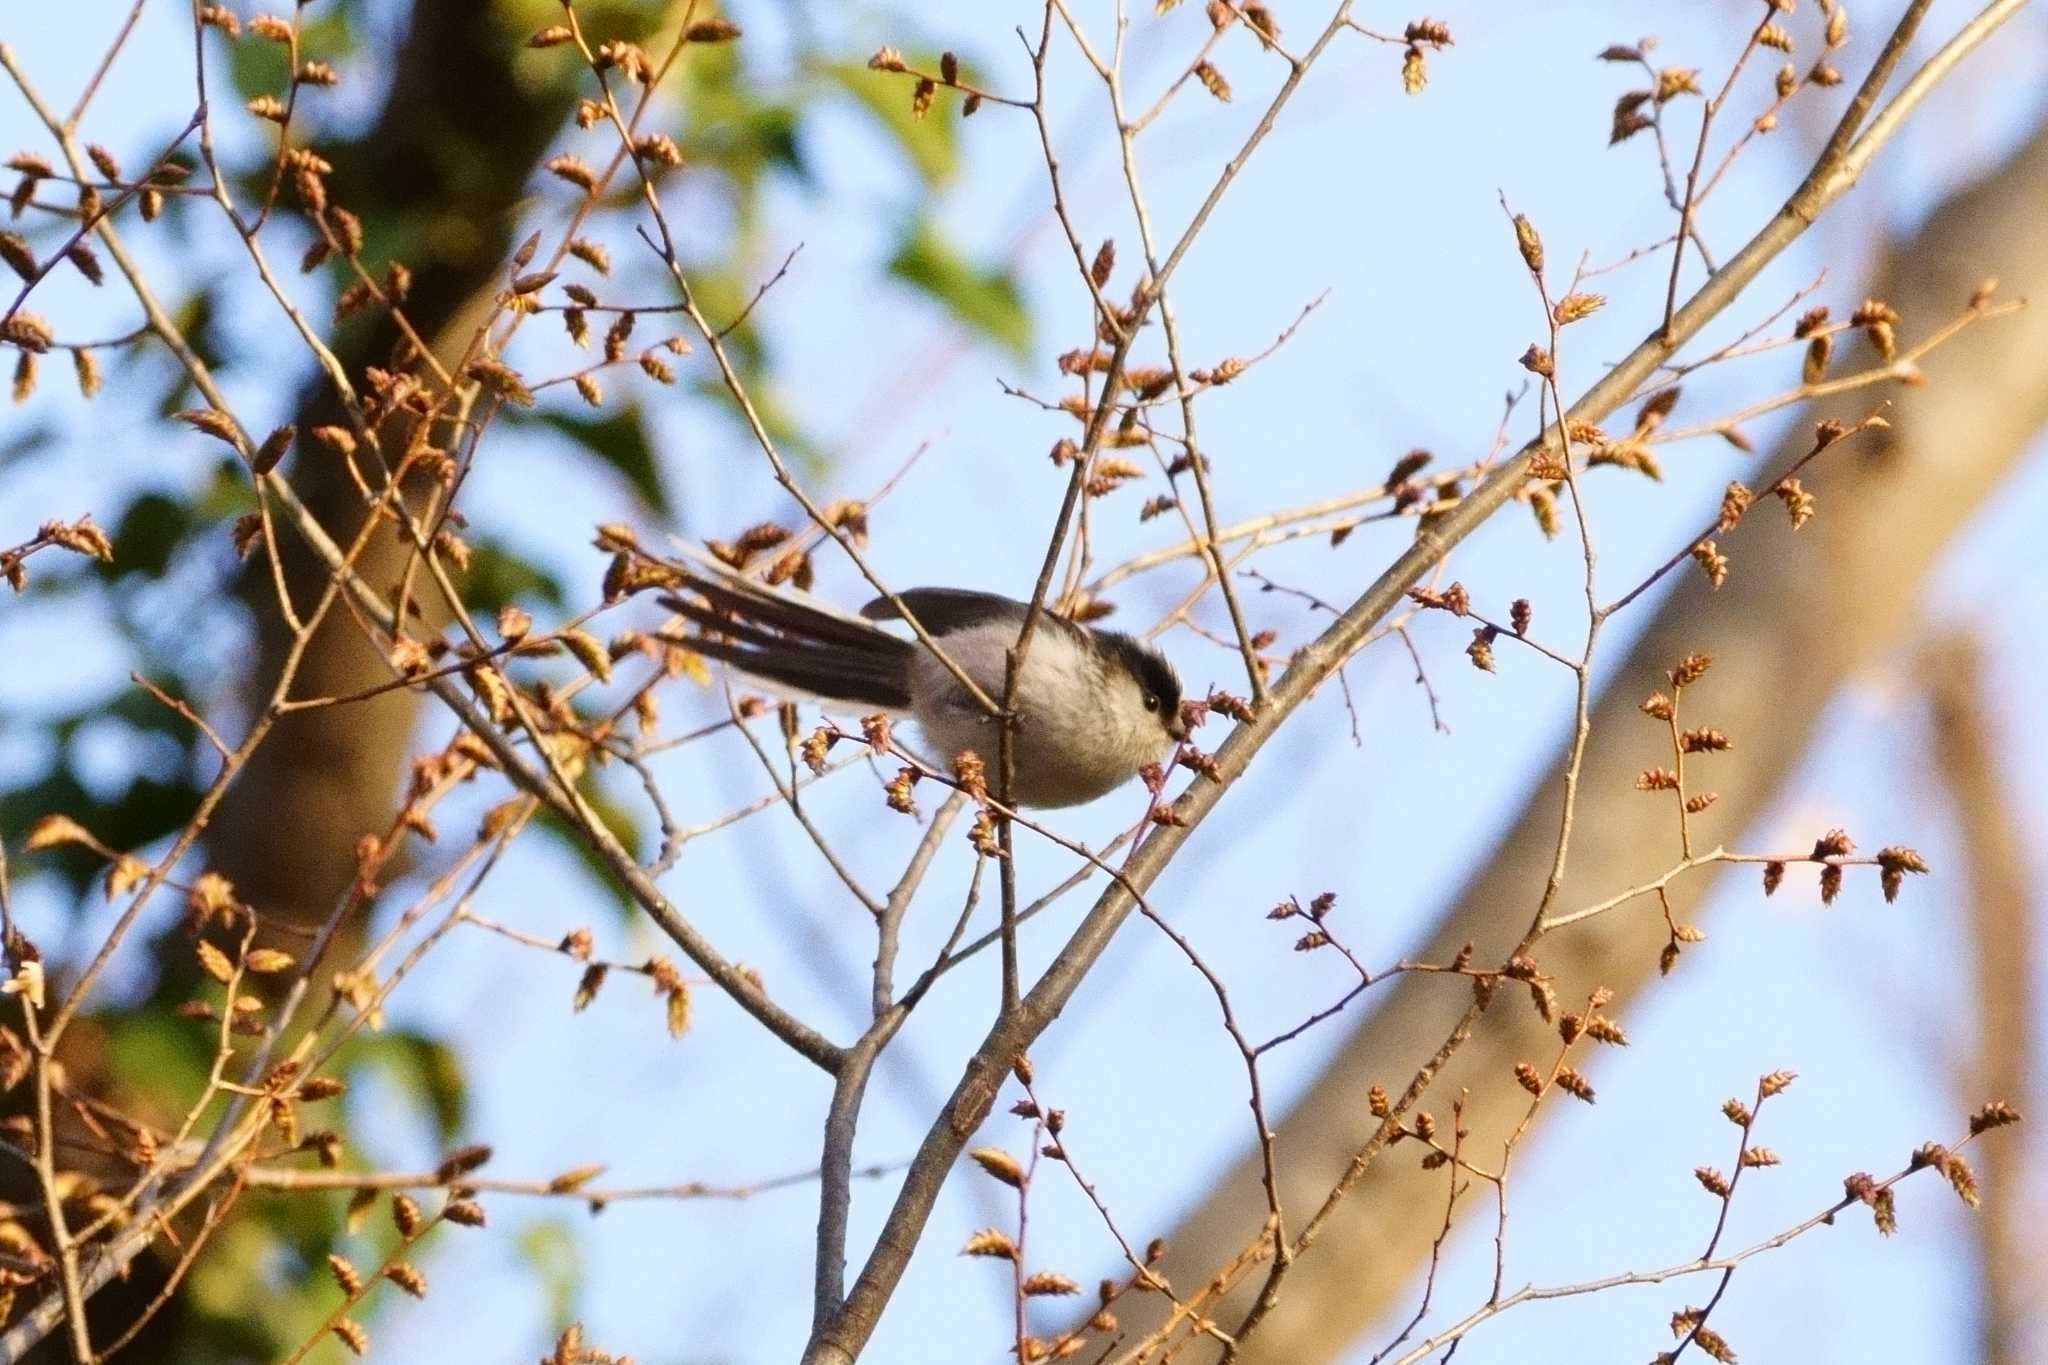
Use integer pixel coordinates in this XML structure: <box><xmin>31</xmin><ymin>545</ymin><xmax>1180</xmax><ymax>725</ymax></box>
<box><xmin>904</xmin><ymin>624</ymin><xmax>1158</xmax><ymax>807</ymax></box>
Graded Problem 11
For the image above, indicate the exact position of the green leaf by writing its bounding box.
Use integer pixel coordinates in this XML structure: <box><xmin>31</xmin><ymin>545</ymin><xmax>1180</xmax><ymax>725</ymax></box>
<box><xmin>527</xmin><ymin>405</ymin><xmax>669</xmax><ymax>515</ymax></box>
<box><xmin>465</xmin><ymin>537</ymin><xmax>567</xmax><ymax>615</ymax></box>
<box><xmin>0</xmin><ymin>416</ymin><xmax>49</xmax><ymax>467</ymax></box>
<box><xmin>535</xmin><ymin>807</ymin><xmax>634</xmax><ymax>922</ymax></box>
<box><xmin>102</xmin><ymin>1005</ymin><xmax>216</xmax><ymax>1113</ymax></box>
<box><xmin>163</xmin><ymin>286</ymin><xmax>227</xmax><ymax>388</ymax></box>
<box><xmin>347</xmin><ymin>1029</ymin><xmax>467</xmax><ymax>1140</ymax></box>
<box><xmin>821</xmin><ymin>59</ymin><xmax>959</xmax><ymax>187</ymax></box>
<box><xmin>577</xmin><ymin>775</ymin><xmax>644</xmax><ymax>861</ymax></box>
<box><xmin>2</xmin><ymin>768</ymin><xmax>202</xmax><ymax>897</ymax></box>
<box><xmin>104</xmin><ymin>492</ymin><xmax>196</xmax><ymax>580</ymax></box>
<box><xmin>519</xmin><ymin>1220</ymin><xmax>584</xmax><ymax>1325</ymax></box>
<box><xmin>686</xmin><ymin>370</ymin><xmax>821</xmax><ymax>471</ymax></box>
<box><xmin>225</xmin><ymin>33</ymin><xmax>292</xmax><ymax>106</ymax></box>
<box><xmin>225</xmin><ymin>7</ymin><xmax>355</xmax><ymax>103</ymax></box>
<box><xmin>105</xmin><ymin>680</ymin><xmax>208</xmax><ymax>741</ymax></box>
<box><xmin>186</xmin><ymin>1219</ymin><xmax>328</xmax><ymax>1356</ymax></box>
<box><xmin>887</xmin><ymin>219</ymin><xmax>1031</xmax><ymax>359</ymax></box>
<box><xmin>194</xmin><ymin>459</ymin><xmax>256</xmax><ymax>521</ymax></box>
<box><xmin>532</xmin><ymin>774</ymin><xmax>644</xmax><ymax>923</ymax></box>
<box><xmin>696</xmin><ymin>98</ymin><xmax>807</xmax><ymax>191</ymax></box>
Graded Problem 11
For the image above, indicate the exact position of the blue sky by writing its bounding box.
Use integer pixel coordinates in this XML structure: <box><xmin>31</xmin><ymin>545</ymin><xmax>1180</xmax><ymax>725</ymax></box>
<box><xmin>3</xmin><ymin>2</ymin><xmax>2046</xmax><ymax>1362</ymax></box>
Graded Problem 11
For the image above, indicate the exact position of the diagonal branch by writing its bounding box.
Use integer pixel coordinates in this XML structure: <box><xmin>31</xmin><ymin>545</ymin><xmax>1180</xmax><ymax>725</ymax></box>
<box><xmin>801</xmin><ymin>1</ymin><xmax>2033</xmax><ymax>1355</ymax></box>
<box><xmin>1135</xmin><ymin>97</ymin><xmax>2048</xmax><ymax>1365</ymax></box>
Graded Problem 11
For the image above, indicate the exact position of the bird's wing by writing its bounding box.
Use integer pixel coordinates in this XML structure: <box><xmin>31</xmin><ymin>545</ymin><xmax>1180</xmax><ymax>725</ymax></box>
<box><xmin>662</xmin><ymin>538</ymin><xmax>883</xmax><ymax>642</ymax></box>
<box><xmin>861</xmin><ymin>588</ymin><xmax>1039</xmax><ymax>635</ymax></box>
<box><xmin>655</xmin><ymin>545</ymin><xmax>914</xmax><ymax>710</ymax></box>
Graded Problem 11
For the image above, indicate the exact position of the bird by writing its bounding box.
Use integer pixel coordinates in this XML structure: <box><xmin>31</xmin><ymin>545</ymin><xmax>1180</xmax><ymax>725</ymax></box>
<box><xmin>659</xmin><ymin>563</ymin><xmax>1184</xmax><ymax>808</ymax></box>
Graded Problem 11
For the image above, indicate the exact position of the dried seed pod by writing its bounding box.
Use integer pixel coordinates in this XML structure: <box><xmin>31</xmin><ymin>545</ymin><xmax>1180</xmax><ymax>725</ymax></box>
<box><xmin>1551</xmin><ymin>292</ymin><xmax>1604</xmax><ymax>325</ymax></box>
<box><xmin>328</xmin><ymin>1252</ymin><xmax>363</xmax><ymax>1295</ymax></box>
<box><xmin>1401</xmin><ymin>46</ymin><xmax>1427</xmax><ymax>94</ymax></box>
<box><xmin>1679</xmin><ymin>727</ymin><xmax>1731</xmax><ymax>753</ymax></box>
<box><xmin>251</xmin><ymin>424</ymin><xmax>295</xmax><ymax>477</ymax></box>
<box><xmin>1968</xmin><ymin>1100</ymin><xmax>2021</xmax><ymax>1134</ymax></box>
<box><xmin>1022</xmin><ymin>1271</ymin><xmax>1080</xmax><ymax>1297</ymax></box>
<box><xmin>1655</xmin><ymin>67</ymin><xmax>1703</xmax><ymax>101</ymax></box>
<box><xmin>443</xmin><ymin>1199</ymin><xmax>487</xmax><ymax>1228</ymax></box>
<box><xmin>968</xmin><ymin>1147</ymin><xmax>1025</xmax><ymax>1188</ymax></box>
<box><xmin>1691</xmin><ymin>540</ymin><xmax>1729</xmax><ymax>588</ymax></box>
<box><xmin>546</xmin><ymin>155</ymin><xmax>599</xmax><ymax>194</ymax></box>
<box><xmin>1670</xmin><ymin>653</ymin><xmax>1712</xmax><ymax>687</ymax></box>
<box><xmin>961</xmin><ymin>1228</ymin><xmax>1018</xmax><ymax>1259</ymax></box>
<box><xmin>436</xmin><ymin>1143</ymin><xmax>493</xmax><ymax>1181</ymax></box>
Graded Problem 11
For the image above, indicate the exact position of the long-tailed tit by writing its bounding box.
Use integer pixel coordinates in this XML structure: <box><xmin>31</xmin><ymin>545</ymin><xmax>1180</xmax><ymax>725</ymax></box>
<box><xmin>661</xmin><ymin>566</ymin><xmax>1184</xmax><ymax>808</ymax></box>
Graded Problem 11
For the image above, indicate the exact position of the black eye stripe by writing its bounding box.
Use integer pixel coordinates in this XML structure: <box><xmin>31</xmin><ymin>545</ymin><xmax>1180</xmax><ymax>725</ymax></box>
<box><xmin>1095</xmin><ymin>630</ymin><xmax>1182</xmax><ymax>718</ymax></box>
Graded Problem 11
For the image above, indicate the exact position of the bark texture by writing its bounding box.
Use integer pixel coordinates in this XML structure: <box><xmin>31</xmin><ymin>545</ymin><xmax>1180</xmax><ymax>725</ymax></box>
<box><xmin>1132</xmin><ymin>115</ymin><xmax>2048</xmax><ymax>1362</ymax></box>
<box><xmin>207</xmin><ymin>1</ymin><xmax>573</xmax><ymax>923</ymax></box>
<box><xmin>1928</xmin><ymin>639</ymin><xmax>2041</xmax><ymax>1365</ymax></box>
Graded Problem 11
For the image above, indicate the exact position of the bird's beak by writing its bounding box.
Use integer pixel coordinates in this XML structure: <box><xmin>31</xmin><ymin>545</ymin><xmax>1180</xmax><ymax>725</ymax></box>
<box><xmin>1167</xmin><ymin>719</ymin><xmax>1188</xmax><ymax>743</ymax></box>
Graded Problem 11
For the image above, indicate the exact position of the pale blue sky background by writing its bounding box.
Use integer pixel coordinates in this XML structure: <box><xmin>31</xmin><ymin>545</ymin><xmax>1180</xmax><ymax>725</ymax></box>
<box><xmin>3</xmin><ymin>2</ymin><xmax>2046</xmax><ymax>1362</ymax></box>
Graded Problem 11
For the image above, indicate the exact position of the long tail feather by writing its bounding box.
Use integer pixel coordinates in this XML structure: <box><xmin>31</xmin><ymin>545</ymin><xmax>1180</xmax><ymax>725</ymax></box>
<box><xmin>659</xmin><ymin>569</ymin><xmax>913</xmax><ymax>711</ymax></box>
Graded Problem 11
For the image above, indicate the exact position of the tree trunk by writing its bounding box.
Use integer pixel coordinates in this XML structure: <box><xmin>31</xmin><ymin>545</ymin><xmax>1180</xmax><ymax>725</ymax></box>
<box><xmin>20</xmin><ymin>8</ymin><xmax>576</xmax><ymax>1359</ymax></box>
<box><xmin>1927</xmin><ymin>639</ymin><xmax>2041</xmax><ymax>1365</ymax></box>
<box><xmin>1129</xmin><ymin>114</ymin><xmax>2048</xmax><ymax>1363</ymax></box>
<box><xmin>207</xmin><ymin>1</ymin><xmax>573</xmax><ymax>927</ymax></box>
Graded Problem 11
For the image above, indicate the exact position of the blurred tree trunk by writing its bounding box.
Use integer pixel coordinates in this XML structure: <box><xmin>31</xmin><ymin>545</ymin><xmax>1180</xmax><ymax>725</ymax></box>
<box><xmin>1926</xmin><ymin>639</ymin><xmax>2041</xmax><ymax>1365</ymax></box>
<box><xmin>1128</xmin><ymin>115</ymin><xmax>2048</xmax><ymax>1362</ymax></box>
<box><xmin>207</xmin><ymin>1</ymin><xmax>575</xmax><ymax>928</ymax></box>
<box><xmin>20</xmin><ymin>6</ymin><xmax>577</xmax><ymax>1360</ymax></box>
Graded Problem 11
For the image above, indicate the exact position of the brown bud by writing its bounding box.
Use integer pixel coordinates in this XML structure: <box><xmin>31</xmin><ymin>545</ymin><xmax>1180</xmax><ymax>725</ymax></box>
<box><xmin>443</xmin><ymin>1199</ymin><xmax>487</xmax><ymax>1228</ymax></box>
<box><xmin>1512</xmin><ymin>214</ymin><xmax>1543</xmax><ymax>274</ymax></box>
<box><xmin>969</xmin><ymin>1146</ymin><xmax>1025</xmax><ymax>1188</ymax></box>
<box><xmin>1968</xmin><ymin>1100</ymin><xmax>2021</xmax><ymax>1134</ymax></box>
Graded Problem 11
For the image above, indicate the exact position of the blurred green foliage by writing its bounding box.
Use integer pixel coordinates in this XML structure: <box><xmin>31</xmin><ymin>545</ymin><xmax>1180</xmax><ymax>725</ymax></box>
<box><xmin>1</xmin><ymin>0</ymin><xmax>1031</xmax><ymax>1357</ymax></box>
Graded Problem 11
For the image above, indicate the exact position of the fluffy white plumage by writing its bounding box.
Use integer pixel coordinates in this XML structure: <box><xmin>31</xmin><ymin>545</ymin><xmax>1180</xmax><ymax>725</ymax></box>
<box><xmin>906</xmin><ymin>621</ymin><xmax>1179</xmax><ymax>808</ymax></box>
<box><xmin>660</xmin><ymin>558</ymin><xmax>1184</xmax><ymax>808</ymax></box>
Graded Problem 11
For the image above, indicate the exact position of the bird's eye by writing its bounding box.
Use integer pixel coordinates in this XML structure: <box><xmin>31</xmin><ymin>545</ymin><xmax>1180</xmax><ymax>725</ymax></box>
<box><xmin>1142</xmin><ymin>692</ymin><xmax>1159</xmax><ymax>712</ymax></box>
